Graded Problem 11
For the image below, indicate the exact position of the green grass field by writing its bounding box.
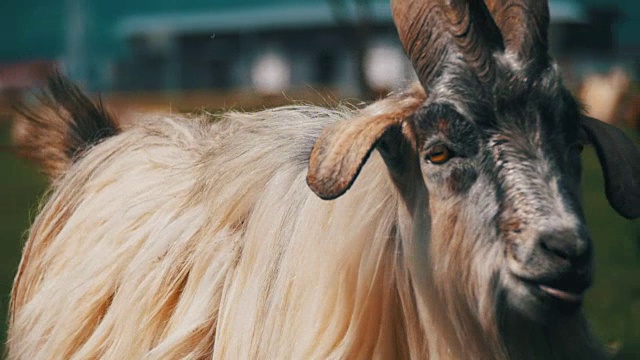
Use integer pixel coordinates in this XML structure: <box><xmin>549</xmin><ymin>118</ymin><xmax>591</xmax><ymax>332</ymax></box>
<box><xmin>0</xmin><ymin>122</ymin><xmax>47</xmax><ymax>355</ymax></box>
<box><xmin>0</xmin><ymin>122</ymin><xmax>638</xmax><ymax>357</ymax></box>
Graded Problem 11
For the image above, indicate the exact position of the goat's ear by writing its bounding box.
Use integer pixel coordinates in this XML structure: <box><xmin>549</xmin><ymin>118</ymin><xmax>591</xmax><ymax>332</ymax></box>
<box><xmin>581</xmin><ymin>116</ymin><xmax>640</xmax><ymax>219</ymax></box>
<box><xmin>307</xmin><ymin>113</ymin><xmax>416</xmax><ymax>200</ymax></box>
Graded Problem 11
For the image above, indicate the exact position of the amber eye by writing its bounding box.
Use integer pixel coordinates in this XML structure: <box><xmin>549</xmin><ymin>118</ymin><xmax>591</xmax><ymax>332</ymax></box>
<box><xmin>426</xmin><ymin>144</ymin><xmax>452</xmax><ymax>164</ymax></box>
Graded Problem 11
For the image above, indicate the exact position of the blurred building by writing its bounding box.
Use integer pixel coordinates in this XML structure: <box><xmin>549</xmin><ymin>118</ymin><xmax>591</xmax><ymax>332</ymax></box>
<box><xmin>112</xmin><ymin>1</ymin><xmax>414</xmax><ymax>96</ymax></box>
<box><xmin>0</xmin><ymin>0</ymin><xmax>638</xmax><ymax>98</ymax></box>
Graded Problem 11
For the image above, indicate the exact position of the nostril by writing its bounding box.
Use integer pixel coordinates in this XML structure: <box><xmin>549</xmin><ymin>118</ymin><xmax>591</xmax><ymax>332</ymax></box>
<box><xmin>537</xmin><ymin>230</ymin><xmax>590</xmax><ymax>264</ymax></box>
<box><xmin>540</xmin><ymin>239</ymin><xmax>570</xmax><ymax>260</ymax></box>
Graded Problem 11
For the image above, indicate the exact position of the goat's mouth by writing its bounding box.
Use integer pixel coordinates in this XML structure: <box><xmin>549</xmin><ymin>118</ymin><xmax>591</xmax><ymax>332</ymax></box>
<box><xmin>537</xmin><ymin>284</ymin><xmax>584</xmax><ymax>303</ymax></box>
<box><xmin>518</xmin><ymin>276</ymin><xmax>586</xmax><ymax>304</ymax></box>
<box><xmin>505</xmin><ymin>273</ymin><xmax>590</xmax><ymax>323</ymax></box>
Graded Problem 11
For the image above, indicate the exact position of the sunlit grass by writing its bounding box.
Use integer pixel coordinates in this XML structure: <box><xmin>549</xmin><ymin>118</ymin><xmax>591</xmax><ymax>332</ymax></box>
<box><xmin>0</xmin><ymin>123</ymin><xmax>47</xmax><ymax>353</ymax></box>
<box><xmin>582</xmin><ymin>147</ymin><xmax>640</xmax><ymax>359</ymax></box>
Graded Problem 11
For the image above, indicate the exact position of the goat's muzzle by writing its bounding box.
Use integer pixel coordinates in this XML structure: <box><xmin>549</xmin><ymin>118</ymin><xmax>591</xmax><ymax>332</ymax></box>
<box><xmin>505</xmin><ymin>226</ymin><xmax>594</xmax><ymax>323</ymax></box>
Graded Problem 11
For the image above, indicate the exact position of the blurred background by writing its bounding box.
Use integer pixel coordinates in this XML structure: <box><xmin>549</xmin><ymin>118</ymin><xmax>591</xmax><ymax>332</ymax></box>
<box><xmin>0</xmin><ymin>0</ymin><xmax>639</xmax><ymax>357</ymax></box>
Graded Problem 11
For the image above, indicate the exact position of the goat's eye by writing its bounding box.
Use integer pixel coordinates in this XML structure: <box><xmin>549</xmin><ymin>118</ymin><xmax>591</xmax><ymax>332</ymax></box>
<box><xmin>426</xmin><ymin>144</ymin><xmax>452</xmax><ymax>164</ymax></box>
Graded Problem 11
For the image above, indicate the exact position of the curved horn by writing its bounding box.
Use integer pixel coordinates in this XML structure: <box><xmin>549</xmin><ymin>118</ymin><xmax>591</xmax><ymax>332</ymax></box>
<box><xmin>392</xmin><ymin>0</ymin><xmax>503</xmax><ymax>86</ymax></box>
<box><xmin>485</xmin><ymin>0</ymin><xmax>550</xmax><ymax>67</ymax></box>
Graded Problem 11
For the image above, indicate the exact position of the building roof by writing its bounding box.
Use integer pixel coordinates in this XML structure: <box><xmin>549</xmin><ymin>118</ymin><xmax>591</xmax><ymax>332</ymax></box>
<box><xmin>116</xmin><ymin>2</ymin><xmax>390</xmax><ymax>38</ymax></box>
<box><xmin>116</xmin><ymin>0</ymin><xmax>588</xmax><ymax>38</ymax></box>
<box><xmin>0</xmin><ymin>0</ymin><xmax>629</xmax><ymax>63</ymax></box>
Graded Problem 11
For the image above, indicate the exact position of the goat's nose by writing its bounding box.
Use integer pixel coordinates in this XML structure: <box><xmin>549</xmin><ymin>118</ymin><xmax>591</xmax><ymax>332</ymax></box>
<box><xmin>537</xmin><ymin>229</ymin><xmax>591</xmax><ymax>266</ymax></box>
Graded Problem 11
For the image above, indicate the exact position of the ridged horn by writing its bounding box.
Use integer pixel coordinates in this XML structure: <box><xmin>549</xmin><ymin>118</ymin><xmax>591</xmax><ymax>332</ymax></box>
<box><xmin>392</xmin><ymin>0</ymin><xmax>504</xmax><ymax>86</ymax></box>
<box><xmin>485</xmin><ymin>0</ymin><xmax>550</xmax><ymax>68</ymax></box>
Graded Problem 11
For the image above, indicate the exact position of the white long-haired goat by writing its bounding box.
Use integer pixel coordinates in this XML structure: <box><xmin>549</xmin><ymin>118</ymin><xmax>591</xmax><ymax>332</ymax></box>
<box><xmin>8</xmin><ymin>0</ymin><xmax>640</xmax><ymax>359</ymax></box>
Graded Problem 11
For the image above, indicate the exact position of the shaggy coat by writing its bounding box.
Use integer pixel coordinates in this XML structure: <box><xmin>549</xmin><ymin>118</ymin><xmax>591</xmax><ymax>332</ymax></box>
<box><xmin>7</xmin><ymin>82</ymin><xmax>610</xmax><ymax>360</ymax></box>
<box><xmin>7</xmin><ymin>0</ymin><xmax>640</xmax><ymax>359</ymax></box>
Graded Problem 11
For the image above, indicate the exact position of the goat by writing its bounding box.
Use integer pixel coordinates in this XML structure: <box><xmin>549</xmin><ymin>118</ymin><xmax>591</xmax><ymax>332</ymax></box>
<box><xmin>8</xmin><ymin>0</ymin><xmax>640</xmax><ymax>359</ymax></box>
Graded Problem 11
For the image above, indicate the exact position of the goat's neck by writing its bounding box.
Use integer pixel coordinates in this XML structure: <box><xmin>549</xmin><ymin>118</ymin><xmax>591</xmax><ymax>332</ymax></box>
<box><xmin>500</xmin><ymin>312</ymin><xmax>609</xmax><ymax>360</ymax></box>
<box><xmin>394</xmin><ymin>184</ymin><xmax>467</xmax><ymax>358</ymax></box>
<box><xmin>395</xmin><ymin>188</ymin><xmax>606</xmax><ymax>360</ymax></box>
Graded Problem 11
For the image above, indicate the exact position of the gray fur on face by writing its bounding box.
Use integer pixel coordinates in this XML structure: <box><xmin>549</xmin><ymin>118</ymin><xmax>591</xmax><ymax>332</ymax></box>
<box><xmin>414</xmin><ymin>54</ymin><xmax>592</xmax><ymax>328</ymax></box>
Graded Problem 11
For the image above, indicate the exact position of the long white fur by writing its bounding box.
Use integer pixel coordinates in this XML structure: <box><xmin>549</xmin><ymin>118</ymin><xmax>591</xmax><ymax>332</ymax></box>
<box><xmin>8</xmin><ymin>97</ymin><xmax>607</xmax><ymax>359</ymax></box>
<box><xmin>9</xmin><ymin>101</ymin><xmax>427</xmax><ymax>359</ymax></box>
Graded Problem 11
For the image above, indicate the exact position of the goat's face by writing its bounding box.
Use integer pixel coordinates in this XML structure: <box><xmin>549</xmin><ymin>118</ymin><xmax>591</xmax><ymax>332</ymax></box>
<box><xmin>414</xmin><ymin>68</ymin><xmax>593</xmax><ymax>323</ymax></box>
<box><xmin>308</xmin><ymin>0</ymin><xmax>639</xmax><ymax>326</ymax></box>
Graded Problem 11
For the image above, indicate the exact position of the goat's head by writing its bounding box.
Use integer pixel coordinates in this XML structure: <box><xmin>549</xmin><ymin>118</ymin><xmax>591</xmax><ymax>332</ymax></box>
<box><xmin>308</xmin><ymin>0</ymin><xmax>640</xmax><ymax>326</ymax></box>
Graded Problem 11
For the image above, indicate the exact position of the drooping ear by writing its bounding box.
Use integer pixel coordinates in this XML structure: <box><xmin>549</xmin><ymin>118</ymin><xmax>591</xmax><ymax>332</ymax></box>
<box><xmin>307</xmin><ymin>95</ymin><xmax>424</xmax><ymax>200</ymax></box>
<box><xmin>581</xmin><ymin>116</ymin><xmax>640</xmax><ymax>219</ymax></box>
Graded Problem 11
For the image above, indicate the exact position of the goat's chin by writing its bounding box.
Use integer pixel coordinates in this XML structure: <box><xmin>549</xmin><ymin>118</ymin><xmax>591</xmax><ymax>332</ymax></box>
<box><xmin>502</xmin><ymin>274</ymin><xmax>583</xmax><ymax>325</ymax></box>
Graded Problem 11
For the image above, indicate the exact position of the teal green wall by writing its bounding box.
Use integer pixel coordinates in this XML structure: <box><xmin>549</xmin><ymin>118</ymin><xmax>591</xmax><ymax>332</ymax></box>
<box><xmin>0</xmin><ymin>0</ymin><xmax>637</xmax><ymax>63</ymax></box>
<box><xmin>1</xmin><ymin>0</ymin><xmax>377</xmax><ymax>62</ymax></box>
<box><xmin>0</xmin><ymin>0</ymin><xmax>65</xmax><ymax>61</ymax></box>
<box><xmin>583</xmin><ymin>0</ymin><xmax>640</xmax><ymax>47</ymax></box>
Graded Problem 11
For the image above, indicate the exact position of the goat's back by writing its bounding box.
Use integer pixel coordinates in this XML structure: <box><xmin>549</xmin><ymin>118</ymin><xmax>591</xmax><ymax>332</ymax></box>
<box><xmin>9</xmin><ymin>88</ymin><xmax>410</xmax><ymax>359</ymax></box>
